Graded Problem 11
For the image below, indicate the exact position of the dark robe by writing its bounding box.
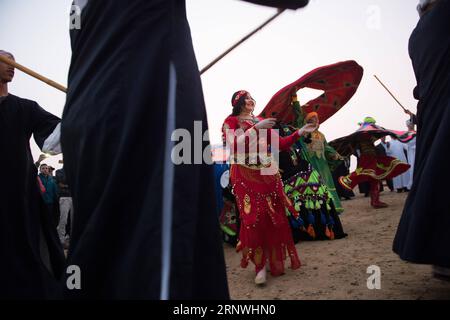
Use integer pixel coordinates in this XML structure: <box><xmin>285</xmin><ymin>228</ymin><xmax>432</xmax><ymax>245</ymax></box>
<box><xmin>0</xmin><ymin>94</ymin><xmax>64</xmax><ymax>299</ymax></box>
<box><xmin>393</xmin><ymin>0</ymin><xmax>450</xmax><ymax>268</ymax></box>
<box><xmin>332</xmin><ymin>157</ymin><xmax>355</xmax><ymax>199</ymax></box>
<box><xmin>354</xmin><ymin>151</ymin><xmax>370</xmax><ymax>196</ymax></box>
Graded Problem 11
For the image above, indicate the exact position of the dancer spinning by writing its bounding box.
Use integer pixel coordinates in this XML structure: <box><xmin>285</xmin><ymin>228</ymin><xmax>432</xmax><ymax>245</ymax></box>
<box><xmin>222</xmin><ymin>90</ymin><xmax>315</xmax><ymax>285</ymax></box>
<box><xmin>333</xmin><ymin>117</ymin><xmax>411</xmax><ymax>208</ymax></box>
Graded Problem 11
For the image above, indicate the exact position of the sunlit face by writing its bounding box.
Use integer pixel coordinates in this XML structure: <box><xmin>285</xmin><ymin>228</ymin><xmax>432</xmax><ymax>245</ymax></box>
<box><xmin>243</xmin><ymin>93</ymin><xmax>256</xmax><ymax>114</ymax></box>
<box><xmin>0</xmin><ymin>52</ymin><xmax>15</xmax><ymax>83</ymax></box>
<box><xmin>306</xmin><ymin>115</ymin><xmax>319</xmax><ymax>127</ymax></box>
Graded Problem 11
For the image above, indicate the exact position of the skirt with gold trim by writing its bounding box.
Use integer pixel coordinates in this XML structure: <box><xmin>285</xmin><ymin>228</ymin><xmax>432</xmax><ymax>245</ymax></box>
<box><xmin>231</xmin><ymin>164</ymin><xmax>301</xmax><ymax>276</ymax></box>
<box><xmin>339</xmin><ymin>155</ymin><xmax>410</xmax><ymax>190</ymax></box>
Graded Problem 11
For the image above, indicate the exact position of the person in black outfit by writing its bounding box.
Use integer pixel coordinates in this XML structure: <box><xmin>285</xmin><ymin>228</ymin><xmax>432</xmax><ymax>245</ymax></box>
<box><xmin>0</xmin><ymin>50</ymin><xmax>64</xmax><ymax>299</ymax></box>
<box><xmin>393</xmin><ymin>0</ymin><xmax>450</xmax><ymax>281</ymax></box>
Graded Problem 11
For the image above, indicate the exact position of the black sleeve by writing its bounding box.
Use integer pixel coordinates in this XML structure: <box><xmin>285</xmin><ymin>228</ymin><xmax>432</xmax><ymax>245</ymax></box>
<box><xmin>55</xmin><ymin>170</ymin><xmax>62</xmax><ymax>184</ymax></box>
<box><xmin>28</xmin><ymin>101</ymin><xmax>61</xmax><ymax>149</ymax></box>
<box><xmin>241</xmin><ymin>0</ymin><xmax>309</xmax><ymax>9</ymax></box>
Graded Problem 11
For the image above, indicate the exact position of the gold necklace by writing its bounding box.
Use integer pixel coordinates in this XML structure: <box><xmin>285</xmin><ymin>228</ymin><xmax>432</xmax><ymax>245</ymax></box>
<box><xmin>239</xmin><ymin>114</ymin><xmax>257</xmax><ymax>122</ymax></box>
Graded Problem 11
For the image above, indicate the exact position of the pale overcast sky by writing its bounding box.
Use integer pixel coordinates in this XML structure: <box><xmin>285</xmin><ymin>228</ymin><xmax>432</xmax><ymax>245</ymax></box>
<box><xmin>1</xmin><ymin>0</ymin><xmax>420</xmax><ymax>170</ymax></box>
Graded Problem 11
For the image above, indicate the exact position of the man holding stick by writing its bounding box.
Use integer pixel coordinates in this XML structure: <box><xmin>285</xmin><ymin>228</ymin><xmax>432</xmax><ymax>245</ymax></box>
<box><xmin>0</xmin><ymin>50</ymin><xmax>65</xmax><ymax>298</ymax></box>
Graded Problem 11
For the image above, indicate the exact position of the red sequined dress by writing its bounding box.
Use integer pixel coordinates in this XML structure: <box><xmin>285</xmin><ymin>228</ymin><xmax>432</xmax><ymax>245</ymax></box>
<box><xmin>222</xmin><ymin>115</ymin><xmax>301</xmax><ymax>276</ymax></box>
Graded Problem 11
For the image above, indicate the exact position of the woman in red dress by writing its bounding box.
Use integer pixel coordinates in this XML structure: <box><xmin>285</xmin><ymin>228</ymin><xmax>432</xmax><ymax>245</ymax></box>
<box><xmin>222</xmin><ymin>90</ymin><xmax>316</xmax><ymax>285</ymax></box>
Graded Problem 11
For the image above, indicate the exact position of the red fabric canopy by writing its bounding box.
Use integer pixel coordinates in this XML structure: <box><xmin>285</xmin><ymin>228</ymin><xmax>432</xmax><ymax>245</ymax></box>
<box><xmin>260</xmin><ymin>60</ymin><xmax>363</xmax><ymax>124</ymax></box>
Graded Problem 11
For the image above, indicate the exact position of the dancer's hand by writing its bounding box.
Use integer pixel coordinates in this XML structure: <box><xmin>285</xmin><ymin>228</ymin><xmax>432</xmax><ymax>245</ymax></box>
<box><xmin>332</xmin><ymin>153</ymin><xmax>344</xmax><ymax>161</ymax></box>
<box><xmin>298</xmin><ymin>123</ymin><xmax>317</xmax><ymax>136</ymax></box>
<box><xmin>255</xmin><ymin>118</ymin><xmax>277</xmax><ymax>129</ymax></box>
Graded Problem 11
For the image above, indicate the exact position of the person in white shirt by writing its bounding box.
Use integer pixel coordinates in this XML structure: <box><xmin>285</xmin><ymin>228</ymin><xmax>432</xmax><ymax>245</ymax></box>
<box><xmin>385</xmin><ymin>137</ymin><xmax>410</xmax><ymax>192</ymax></box>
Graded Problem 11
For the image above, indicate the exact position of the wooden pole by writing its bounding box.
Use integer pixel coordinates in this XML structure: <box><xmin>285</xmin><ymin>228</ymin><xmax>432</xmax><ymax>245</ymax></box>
<box><xmin>373</xmin><ymin>75</ymin><xmax>408</xmax><ymax>112</ymax></box>
<box><xmin>200</xmin><ymin>9</ymin><xmax>286</xmax><ymax>75</ymax></box>
<box><xmin>0</xmin><ymin>55</ymin><xmax>67</xmax><ymax>93</ymax></box>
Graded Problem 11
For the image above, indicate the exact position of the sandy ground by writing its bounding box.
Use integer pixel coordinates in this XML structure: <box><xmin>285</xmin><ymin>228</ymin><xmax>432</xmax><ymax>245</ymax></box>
<box><xmin>224</xmin><ymin>191</ymin><xmax>450</xmax><ymax>300</ymax></box>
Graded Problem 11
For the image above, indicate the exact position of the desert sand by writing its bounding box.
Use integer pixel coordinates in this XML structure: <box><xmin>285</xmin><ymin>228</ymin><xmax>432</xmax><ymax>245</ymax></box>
<box><xmin>224</xmin><ymin>191</ymin><xmax>450</xmax><ymax>300</ymax></box>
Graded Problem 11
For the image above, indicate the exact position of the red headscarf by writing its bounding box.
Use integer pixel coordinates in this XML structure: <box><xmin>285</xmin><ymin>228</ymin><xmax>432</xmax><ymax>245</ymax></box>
<box><xmin>305</xmin><ymin>112</ymin><xmax>319</xmax><ymax>123</ymax></box>
<box><xmin>231</xmin><ymin>90</ymin><xmax>249</xmax><ymax>107</ymax></box>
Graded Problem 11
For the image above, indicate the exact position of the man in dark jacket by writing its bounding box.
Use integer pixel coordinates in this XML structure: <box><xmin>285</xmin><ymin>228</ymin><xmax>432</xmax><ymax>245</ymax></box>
<box><xmin>38</xmin><ymin>163</ymin><xmax>59</xmax><ymax>226</ymax></box>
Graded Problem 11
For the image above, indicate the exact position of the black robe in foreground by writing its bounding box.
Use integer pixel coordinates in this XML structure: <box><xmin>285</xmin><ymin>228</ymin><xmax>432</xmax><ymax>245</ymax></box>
<box><xmin>393</xmin><ymin>0</ymin><xmax>450</xmax><ymax>268</ymax></box>
<box><xmin>0</xmin><ymin>94</ymin><xmax>64</xmax><ymax>299</ymax></box>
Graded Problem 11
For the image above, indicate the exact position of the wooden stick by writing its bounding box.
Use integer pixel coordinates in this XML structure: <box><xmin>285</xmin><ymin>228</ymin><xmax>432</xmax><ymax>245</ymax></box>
<box><xmin>200</xmin><ymin>9</ymin><xmax>286</xmax><ymax>75</ymax></box>
<box><xmin>373</xmin><ymin>75</ymin><xmax>408</xmax><ymax>112</ymax></box>
<box><xmin>0</xmin><ymin>55</ymin><xmax>67</xmax><ymax>93</ymax></box>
